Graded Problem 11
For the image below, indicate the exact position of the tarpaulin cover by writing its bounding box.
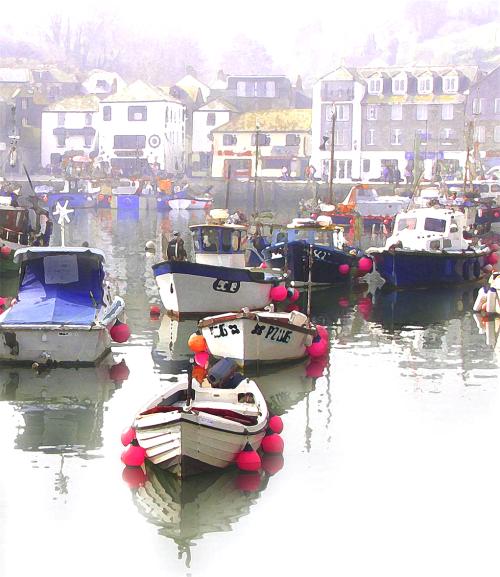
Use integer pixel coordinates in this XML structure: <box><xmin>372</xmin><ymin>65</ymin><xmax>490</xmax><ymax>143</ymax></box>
<box><xmin>4</xmin><ymin>254</ymin><xmax>105</xmax><ymax>326</ymax></box>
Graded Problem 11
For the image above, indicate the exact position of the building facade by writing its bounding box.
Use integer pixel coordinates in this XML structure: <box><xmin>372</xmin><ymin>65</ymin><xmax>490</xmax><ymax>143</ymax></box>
<box><xmin>98</xmin><ymin>80</ymin><xmax>185</xmax><ymax>176</ymax></box>
<box><xmin>211</xmin><ymin>109</ymin><xmax>312</xmax><ymax>179</ymax></box>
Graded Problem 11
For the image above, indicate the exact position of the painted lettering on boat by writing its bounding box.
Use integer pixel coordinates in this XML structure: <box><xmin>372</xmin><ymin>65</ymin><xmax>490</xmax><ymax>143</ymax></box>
<box><xmin>313</xmin><ymin>249</ymin><xmax>329</xmax><ymax>261</ymax></box>
<box><xmin>212</xmin><ymin>279</ymin><xmax>240</xmax><ymax>293</ymax></box>
<box><xmin>252</xmin><ymin>323</ymin><xmax>292</xmax><ymax>344</ymax></box>
<box><xmin>209</xmin><ymin>323</ymin><xmax>241</xmax><ymax>339</ymax></box>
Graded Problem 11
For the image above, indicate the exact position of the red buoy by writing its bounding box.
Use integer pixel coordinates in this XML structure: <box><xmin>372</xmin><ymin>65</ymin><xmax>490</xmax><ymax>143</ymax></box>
<box><xmin>487</xmin><ymin>253</ymin><xmax>499</xmax><ymax>265</ymax></box>
<box><xmin>338</xmin><ymin>297</ymin><xmax>350</xmax><ymax>308</ymax></box>
<box><xmin>150</xmin><ymin>304</ymin><xmax>161</xmax><ymax>317</ymax></box>
<box><xmin>490</xmin><ymin>243</ymin><xmax>499</xmax><ymax>252</ymax></box>
<box><xmin>234</xmin><ymin>471</ymin><xmax>261</xmax><ymax>492</ymax></box>
<box><xmin>188</xmin><ymin>333</ymin><xmax>208</xmax><ymax>353</ymax></box>
<box><xmin>0</xmin><ymin>245</ymin><xmax>12</xmax><ymax>258</ymax></box>
<box><xmin>109</xmin><ymin>360</ymin><xmax>130</xmax><ymax>383</ymax></box>
<box><xmin>110</xmin><ymin>320</ymin><xmax>131</xmax><ymax>343</ymax></box>
<box><xmin>121</xmin><ymin>440</ymin><xmax>146</xmax><ymax>467</ymax></box>
<box><xmin>121</xmin><ymin>426</ymin><xmax>136</xmax><ymax>447</ymax></box>
<box><xmin>268</xmin><ymin>415</ymin><xmax>284</xmax><ymax>434</ymax></box>
<box><xmin>236</xmin><ymin>442</ymin><xmax>261</xmax><ymax>471</ymax></box>
<box><xmin>261</xmin><ymin>433</ymin><xmax>284</xmax><ymax>454</ymax></box>
<box><xmin>122</xmin><ymin>466</ymin><xmax>147</xmax><ymax>488</ymax></box>
<box><xmin>270</xmin><ymin>285</ymin><xmax>288</xmax><ymax>302</ymax></box>
<box><xmin>262</xmin><ymin>454</ymin><xmax>284</xmax><ymax>476</ymax></box>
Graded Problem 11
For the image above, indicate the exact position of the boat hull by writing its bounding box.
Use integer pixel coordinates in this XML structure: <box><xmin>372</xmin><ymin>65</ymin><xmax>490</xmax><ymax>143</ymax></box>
<box><xmin>371</xmin><ymin>250</ymin><xmax>489</xmax><ymax>289</ymax></box>
<box><xmin>153</xmin><ymin>261</ymin><xmax>277</xmax><ymax>316</ymax></box>
<box><xmin>135</xmin><ymin>414</ymin><xmax>266</xmax><ymax>477</ymax></box>
<box><xmin>0</xmin><ymin>325</ymin><xmax>112</xmax><ymax>365</ymax></box>
<box><xmin>201</xmin><ymin>316</ymin><xmax>310</xmax><ymax>365</ymax></box>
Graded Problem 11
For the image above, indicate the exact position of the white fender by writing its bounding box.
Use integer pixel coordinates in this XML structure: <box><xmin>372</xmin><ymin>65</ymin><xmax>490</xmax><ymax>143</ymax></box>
<box><xmin>473</xmin><ymin>286</ymin><xmax>488</xmax><ymax>312</ymax></box>
<box><xmin>485</xmin><ymin>287</ymin><xmax>498</xmax><ymax>315</ymax></box>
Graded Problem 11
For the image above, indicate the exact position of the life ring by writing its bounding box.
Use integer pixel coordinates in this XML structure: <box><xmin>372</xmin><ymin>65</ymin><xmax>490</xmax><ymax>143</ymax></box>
<box><xmin>149</xmin><ymin>134</ymin><xmax>161</xmax><ymax>148</ymax></box>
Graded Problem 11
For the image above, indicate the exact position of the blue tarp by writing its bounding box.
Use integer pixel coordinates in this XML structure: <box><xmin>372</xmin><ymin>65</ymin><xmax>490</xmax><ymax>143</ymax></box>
<box><xmin>4</xmin><ymin>254</ymin><xmax>104</xmax><ymax>326</ymax></box>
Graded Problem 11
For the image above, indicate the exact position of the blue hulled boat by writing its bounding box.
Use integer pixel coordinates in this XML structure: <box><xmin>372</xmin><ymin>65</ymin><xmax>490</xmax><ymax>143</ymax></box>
<box><xmin>367</xmin><ymin>207</ymin><xmax>491</xmax><ymax>289</ymax></box>
<box><xmin>262</xmin><ymin>218</ymin><xmax>372</xmax><ymax>287</ymax></box>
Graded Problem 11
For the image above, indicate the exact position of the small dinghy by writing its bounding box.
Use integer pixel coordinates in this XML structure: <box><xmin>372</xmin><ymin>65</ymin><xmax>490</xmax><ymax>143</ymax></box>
<box><xmin>0</xmin><ymin>246</ymin><xmax>126</xmax><ymax>365</ymax></box>
<box><xmin>199</xmin><ymin>307</ymin><xmax>318</xmax><ymax>365</ymax></box>
<box><xmin>133</xmin><ymin>359</ymin><xmax>269</xmax><ymax>477</ymax></box>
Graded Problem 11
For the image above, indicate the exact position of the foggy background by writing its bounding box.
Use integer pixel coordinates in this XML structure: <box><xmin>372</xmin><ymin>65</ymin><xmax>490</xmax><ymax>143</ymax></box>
<box><xmin>1</xmin><ymin>0</ymin><xmax>499</xmax><ymax>85</ymax></box>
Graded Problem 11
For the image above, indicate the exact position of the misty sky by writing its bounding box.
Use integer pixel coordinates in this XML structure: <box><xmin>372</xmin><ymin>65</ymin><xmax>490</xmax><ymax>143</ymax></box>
<box><xmin>2</xmin><ymin>0</ymin><xmax>499</xmax><ymax>83</ymax></box>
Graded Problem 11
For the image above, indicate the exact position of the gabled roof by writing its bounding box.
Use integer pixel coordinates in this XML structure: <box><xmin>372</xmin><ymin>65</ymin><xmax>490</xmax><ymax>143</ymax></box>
<box><xmin>319</xmin><ymin>66</ymin><xmax>358</xmax><ymax>82</ymax></box>
<box><xmin>213</xmin><ymin>109</ymin><xmax>312</xmax><ymax>133</ymax></box>
<box><xmin>103</xmin><ymin>80</ymin><xmax>174</xmax><ymax>103</ymax></box>
<box><xmin>44</xmin><ymin>94</ymin><xmax>100</xmax><ymax>112</ymax></box>
<box><xmin>173</xmin><ymin>74</ymin><xmax>211</xmax><ymax>102</ymax></box>
<box><xmin>196</xmin><ymin>97</ymin><xmax>239</xmax><ymax>113</ymax></box>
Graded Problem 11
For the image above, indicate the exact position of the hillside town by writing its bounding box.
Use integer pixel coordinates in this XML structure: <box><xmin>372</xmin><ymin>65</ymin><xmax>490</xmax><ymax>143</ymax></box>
<box><xmin>1</xmin><ymin>62</ymin><xmax>499</xmax><ymax>186</ymax></box>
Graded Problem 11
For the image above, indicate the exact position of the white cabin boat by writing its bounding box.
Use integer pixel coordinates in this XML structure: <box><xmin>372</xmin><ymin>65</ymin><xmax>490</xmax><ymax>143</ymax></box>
<box><xmin>133</xmin><ymin>361</ymin><xmax>268</xmax><ymax>477</ymax></box>
<box><xmin>0</xmin><ymin>247</ymin><xmax>125</xmax><ymax>365</ymax></box>
<box><xmin>199</xmin><ymin>308</ymin><xmax>316</xmax><ymax>365</ymax></box>
<box><xmin>325</xmin><ymin>183</ymin><xmax>410</xmax><ymax>217</ymax></box>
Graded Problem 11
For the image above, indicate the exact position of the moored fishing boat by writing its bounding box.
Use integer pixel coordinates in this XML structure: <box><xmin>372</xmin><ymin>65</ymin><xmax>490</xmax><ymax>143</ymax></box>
<box><xmin>0</xmin><ymin>246</ymin><xmax>127</xmax><ymax>365</ymax></box>
<box><xmin>199</xmin><ymin>308</ymin><xmax>318</xmax><ymax>365</ymax></box>
<box><xmin>367</xmin><ymin>207</ymin><xmax>492</xmax><ymax>289</ymax></box>
<box><xmin>132</xmin><ymin>359</ymin><xmax>269</xmax><ymax>477</ymax></box>
<box><xmin>152</xmin><ymin>211</ymin><xmax>284</xmax><ymax>317</ymax></box>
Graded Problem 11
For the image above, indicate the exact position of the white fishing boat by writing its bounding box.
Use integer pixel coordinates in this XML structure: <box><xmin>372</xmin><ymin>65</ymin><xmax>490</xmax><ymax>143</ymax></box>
<box><xmin>153</xmin><ymin>211</ymin><xmax>284</xmax><ymax>317</ymax></box>
<box><xmin>166</xmin><ymin>195</ymin><xmax>213</xmax><ymax>211</ymax></box>
<box><xmin>199</xmin><ymin>308</ymin><xmax>317</xmax><ymax>365</ymax></box>
<box><xmin>321</xmin><ymin>183</ymin><xmax>410</xmax><ymax>217</ymax></box>
<box><xmin>133</xmin><ymin>360</ymin><xmax>268</xmax><ymax>477</ymax></box>
<box><xmin>0</xmin><ymin>246</ymin><xmax>126</xmax><ymax>365</ymax></box>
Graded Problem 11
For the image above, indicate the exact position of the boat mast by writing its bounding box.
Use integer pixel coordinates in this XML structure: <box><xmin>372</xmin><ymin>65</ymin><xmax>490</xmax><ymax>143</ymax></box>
<box><xmin>328</xmin><ymin>104</ymin><xmax>337</xmax><ymax>205</ymax></box>
<box><xmin>253</xmin><ymin>123</ymin><xmax>260</xmax><ymax>214</ymax></box>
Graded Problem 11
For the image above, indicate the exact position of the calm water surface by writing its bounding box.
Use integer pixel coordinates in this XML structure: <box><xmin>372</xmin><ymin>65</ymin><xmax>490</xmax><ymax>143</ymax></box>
<box><xmin>1</xmin><ymin>204</ymin><xmax>500</xmax><ymax>577</ymax></box>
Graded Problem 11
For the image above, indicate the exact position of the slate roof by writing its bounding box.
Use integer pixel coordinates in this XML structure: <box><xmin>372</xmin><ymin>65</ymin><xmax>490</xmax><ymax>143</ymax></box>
<box><xmin>103</xmin><ymin>80</ymin><xmax>178</xmax><ymax>103</ymax></box>
<box><xmin>44</xmin><ymin>94</ymin><xmax>101</xmax><ymax>112</ymax></box>
<box><xmin>213</xmin><ymin>109</ymin><xmax>312</xmax><ymax>133</ymax></box>
<box><xmin>196</xmin><ymin>97</ymin><xmax>239</xmax><ymax>113</ymax></box>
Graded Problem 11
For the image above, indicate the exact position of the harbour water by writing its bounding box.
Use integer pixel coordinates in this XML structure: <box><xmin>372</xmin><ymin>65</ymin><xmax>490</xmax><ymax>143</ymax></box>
<box><xmin>1</xmin><ymin>204</ymin><xmax>500</xmax><ymax>577</ymax></box>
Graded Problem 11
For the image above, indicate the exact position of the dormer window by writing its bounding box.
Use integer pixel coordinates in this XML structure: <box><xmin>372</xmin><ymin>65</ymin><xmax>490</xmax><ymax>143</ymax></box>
<box><xmin>368</xmin><ymin>78</ymin><xmax>382</xmax><ymax>95</ymax></box>
<box><xmin>392</xmin><ymin>75</ymin><xmax>407</xmax><ymax>95</ymax></box>
<box><xmin>418</xmin><ymin>76</ymin><xmax>433</xmax><ymax>94</ymax></box>
<box><xmin>443</xmin><ymin>75</ymin><xmax>458</xmax><ymax>93</ymax></box>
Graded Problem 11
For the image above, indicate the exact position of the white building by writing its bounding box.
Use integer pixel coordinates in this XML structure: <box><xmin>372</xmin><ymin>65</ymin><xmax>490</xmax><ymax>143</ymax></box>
<box><xmin>98</xmin><ymin>80</ymin><xmax>185</xmax><ymax>176</ymax></box>
<box><xmin>82</xmin><ymin>70</ymin><xmax>126</xmax><ymax>97</ymax></box>
<box><xmin>191</xmin><ymin>98</ymin><xmax>238</xmax><ymax>176</ymax></box>
<box><xmin>41</xmin><ymin>95</ymin><xmax>100</xmax><ymax>167</ymax></box>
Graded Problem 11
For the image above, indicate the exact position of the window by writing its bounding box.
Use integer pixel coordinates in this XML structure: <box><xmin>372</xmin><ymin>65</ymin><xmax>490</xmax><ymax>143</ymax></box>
<box><xmin>494</xmin><ymin>126</ymin><xmax>500</xmax><ymax>143</ymax></box>
<box><xmin>391</xmin><ymin>128</ymin><xmax>402</xmax><ymax>145</ymax></box>
<box><xmin>442</xmin><ymin>104</ymin><xmax>453</xmax><ymax>120</ymax></box>
<box><xmin>113</xmin><ymin>135</ymin><xmax>146</xmax><ymax>149</ymax></box>
<box><xmin>206</xmin><ymin>112</ymin><xmax>216</xmax><ymax>126</ymax></box>
<box><xmin>335</xmin><ymin>104</ymin><xmax>349</xmax><ymax>121</ymax></box>
<box><xmin>57</xmin><ymin>112</ymin><xmax>65</xmax><ymax>126</ymax></box>
<box><xmin>440</xmin><ymin>128</ymin><xmax>454</xmax><ymax>141</ymax></box>
<box><xmin>416</xmin><ymin>128</ymin><xmax>429</xmax><ymax>144</ymax></box>
<box><xmin>84</xmin><ymin>132</ymin><xmax>93</xmax><ymax>148</ymax></box>
<box><xmin>21</xmin><ymin>98</ymin><xmax>28</xmax><ymax>110</ymax></box>
<box><xmin>255</xmin><ymin>81</ymin><xmax>266</xmax><ymax>97</ymax></box>
<box><xmin>495</xmin><ymin>99</ymin><xmax>500</xmax><ymax>114</ymax></box>
<box><xmin>334</xmin><ymin>129</ymin><xmax>347</xmax><ymax>146</ymax></box>
<box><xmin>236</xmin><ymin>81</ymin><xmax>245</xmax><ymax>97</ymax></box>
<box><xmin>128</xmin><ymin>106</ymin><xmax>147</xmax><ymax>121</ymax></box>
<box><xmin>472</xmin><ymin>98</ymin><xmax>485</xmax><ymax>115</ymax></box>
<box><xmin>392</xmin><ymin>77</ymin><xmax>406</xmax><ymax>94</ymax></box>
<box><xmin>416</xmin><ymin>104</ymin><xmax>428</xmax><ymax>121</ymax></box>
<box><xmin>96</xmin><ymin>79</ymin><xmax>108</xmax><ymax>89</ymax></box>
<box><xmin>397</xmin><ymin>218</ymin><xmax>417</xmax><ymax>231</ymax></box>
<box><xmin>103</xmin><ymin>106</ymin><xmax>111</xmax><ymax>121</ymax></box>
<box><xmin>85</xmin><ymin>113</ymin><xmax>92</xmax><ymax>126</ymax></box>
<box><xmin>265</xmin><ymin>81</ymin><xmax>276</xmax><ymax>97</ymax></box>
<box><xmin>366</xmin><ymin>105</ymin><xmax>377</xmax><ymax>120</ymax></box>
<box><xmin>56</xmin><ymin>133</ymin><xmax>66</xmax><ymax>147</ymax></box>
<box><xmin>222</xmin><ymin>134</ymin><xmax>237</xmax><ymax>146</ymax></box>
<box><xmin>391</xmin><ymin>104</ymin><xmax>402</xmax><ymax>121</ymax></box>
<box><xmin>285</xmin><ymin>134</ymin><xmax>300</xmax><ymax>146</ymax></box>
<box><xmin>418</xmin><ymin>77</ymin><xmax>432</xmax><ymax>94</ymax></box>
<box><xmin>474</xmin><ymin>125</ymin><xmax>486</xmax><ymax>143</ymax></box>
<box><xmin>202</xmin><ymin>228</ymin><xmax>219</xmax><ymax>252</ymax></box>
<box><xmin>424</xmin><ymin>218</ymin><xmax>446</xmax><ymax>232</ymax></box>
<box><xmin>443</xmin><ymin>76</ymin><xmax>457</xmax><ymax>93</ymax></box>
<box><xmin>366</xmin><ymin>129</ymin><xmax>375</xmax><ymax>146</ymax></box>
<box><xmin>251</xmin><ymin>133</ymin><xmax>271</xmax><ymax>146</ymax></box>
<box><xmin>368</xmin><ymin>78</ymin><xmax>382</xmax><ymax>94</ymax></box>
<box><xmin>363</xmin><ymin>159</ymin><xmax>371</xmax><ymax>172</ymax></box>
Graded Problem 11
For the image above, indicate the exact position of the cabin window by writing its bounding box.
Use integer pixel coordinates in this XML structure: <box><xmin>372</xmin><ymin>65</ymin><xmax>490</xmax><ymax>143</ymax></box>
<box><xmin>221</xmin><ymin>229</ymin><xmax>233</xmax><ymax>252</ymax></box>
<box><xmin>43</xmin><ymin>254</ymin><xmax>79</xmax><ymax>285</ymax></box>
<box><xmin>232</xmin><ymin>231</ymin><xmax>241</xmax><ymax>251</ymax></box>
<box><xmin>429</xmin><ymin>240</ymin><xmax>440</xmax><ymax>250</ymax></box>
<box><xmin>424</xmin><ymin>218</ymin><xmax>446</xmax><ymax>232</ymax></box>
<box><xmin>397</xmin><ymin>218</ymin><xmax>417</xmax><ymax>231</ymax></box>
<box><xmin>202</xmin><ymin>228</ymin><xmax>219</xmax><ymax>252</ymax></box>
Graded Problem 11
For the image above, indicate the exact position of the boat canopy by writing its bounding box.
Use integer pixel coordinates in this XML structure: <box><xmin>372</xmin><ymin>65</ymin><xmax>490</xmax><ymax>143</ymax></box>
<box><xmin>14</xmin><ymin>246</ymin><xmax>105</xmax><ymax>264</ymax></box>
<box><xmin>190</xmin><ymin>224</ymin><xmax>247</xmax><ymax>255</ymax></box>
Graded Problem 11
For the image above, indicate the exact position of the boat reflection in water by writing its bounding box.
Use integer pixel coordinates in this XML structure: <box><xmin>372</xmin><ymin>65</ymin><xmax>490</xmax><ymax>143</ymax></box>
<box><xmin>370</xmin><ymin>285</ymin><xmax>478</xmax><ymax>330</ymax></box>
<box><xmin>151</xmin><ymin>314</ymin><xmax>199</xmax><ymax>373</ymax></box>
<box><xmin>0</xmin><ymin>355</ymin><xmax>127</xmax><ymax>452</ymax></box>
<box><xmin>129</xmin><ymin>462</ymin><xmax>272</xmax><ymax>567</ymax></box>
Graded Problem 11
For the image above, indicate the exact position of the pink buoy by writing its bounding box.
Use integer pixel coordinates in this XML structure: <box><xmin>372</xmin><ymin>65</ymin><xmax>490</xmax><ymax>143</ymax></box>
<box><xmin>236</xmin><ymin>442</ymin><xmax>261</xmax><ymax>472</ymax></box>
<box><xmin>259</xmin><ymin>261</ymin><xmax>268</xmax><ymax>269</ymax></box>
<box><xmin>121</xmin><ymin>466</ymin><xmax>147</xmax><ymax>488</ymax></box>
<box><xmin>358</xmin><ymin>256</ymin><xmax>373</xmax><ymax>274</ymax></box>
<box><xmin>338</xmin><ymin>297</ymin><xmax>350</xmax><ymax>308</ymax></box>
<box><xmin>262</xmin><ymin>454</ymin><xmax>284</xmax><ymax>476</ymax></box>
<box><xmin>268</xmin><ymin>415</ymin><xmax>284</xmax><ymax>434</ymax></box>
<box><xmin>289</xmin><ymin>288</ymin><xmax>300</xmax><ymax>302</ymax></box>
<box><xmin>121</xmin><ymin>441</ymin><xmax>146</xmax><ymax>467</ymax></box>
<box><xmin>0</xmin><ymin>297</ymin><xmax>6</xmax><ymax>308</ymax></box>
<box><xmin>316</xmin><ymin>325</ymin><xmax>328</xmax><ymax>339</ymax></box>
<box><xmin>306</xmin><ymin>338</ymin><xmax>328</xmax><ymax>358</ymax></box>
<box><xmin>261</xmin><ymin>433</ymin><xmax>284</xmax><ymax>454</ymax></box>
<box><xmin>110</xmin><ymin>321</ymin><xmax>131</xmax><ymax>343</ymax></box>
<box><xmin>338</xmin><ymin>263</ymin><xmax>350</xmax><ymax>275</ymax></box>
<box><xmin>121</xmin><ymin>426</ymin><xmax>136</xmax><ymax>447</ymax></box>
<box><xmin>0</xmin><ymin>246</ymin><xmax>12</xmax><ymax>258</ymax></box>
<box><xmin>269</xmin><ymin>285</ymin><xmax>288</xmax><ymax>302</ymax></box>
<box><xmin>306</xmin><ymin>357</ymin><xmax>328</xmax><ymax>378</ymax></box>
<box><xmin>234</xmin><ymin>471</ymin><xmax>261</xmax><ymax>492</ymax></box>
<box><xmin>194</xmin><ymin>351</ymin><xmax>209</xmax><ymax>368</ymax></box>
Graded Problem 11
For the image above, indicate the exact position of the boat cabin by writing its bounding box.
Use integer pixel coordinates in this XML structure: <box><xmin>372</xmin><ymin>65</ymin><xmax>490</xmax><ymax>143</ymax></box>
<box><xmin>282</xmin><ymin>218</ymin><xmax>346</xmax><ymax>250</ymax></box>
<box><xmin>385</xmin><ymin>208</ymin><xmax>469</xmax><ymax>251</ymax></box>
<box><xmin>190</xmin><ymin>223</ymin><xmax>248</xmax><ymax>267</ymax></box>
